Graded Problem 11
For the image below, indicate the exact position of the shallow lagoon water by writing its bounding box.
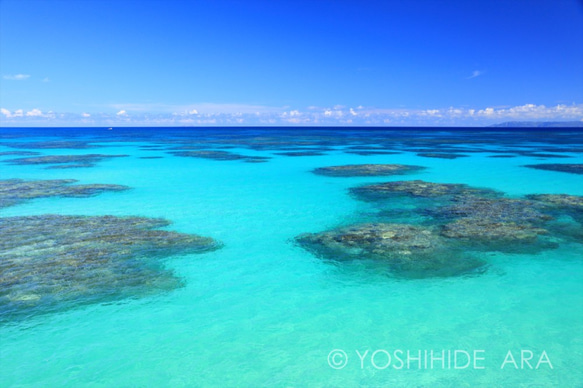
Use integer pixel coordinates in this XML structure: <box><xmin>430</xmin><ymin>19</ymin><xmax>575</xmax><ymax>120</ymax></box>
<box><xmin>0</xmin><ymin>127</ymin><xmax>582</xmax><ymax>387</ymax></box>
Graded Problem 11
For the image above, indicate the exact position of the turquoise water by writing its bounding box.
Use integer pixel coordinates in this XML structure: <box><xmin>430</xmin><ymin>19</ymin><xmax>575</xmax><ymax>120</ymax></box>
<box><xmin>1</xmin><ymin>128</ymin><xmax>582</xmax><ymax>387</ymax></box>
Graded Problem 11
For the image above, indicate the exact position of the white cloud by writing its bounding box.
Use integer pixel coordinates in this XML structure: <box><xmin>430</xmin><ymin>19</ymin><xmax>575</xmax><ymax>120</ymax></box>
<box><xmin>479</xmin><ymin>107</ymin><xmax>495</xmax><ymax>116</ymax></box>
<box><xmin>1</xmin><ymin>103</ymin><xmax>582</xmax><ymax>126</ymax></box>
<box><xmin>42</xmin><ymin>77</ymin><xmax>50</xmax><ymax>83</ymax></box>
<box><xmin>26</xmin><ymin>109</ymin><xmax>43</xmax><ymax>117</ymax></box>
<box><xmin>3</xmin><ymin>74</ymin><xmax>30</xmax><ymax>80</ymax></box>
<box><xmin>425</xmin><ymin>109</ymin><xmax>440</xmax><ymax>116</ymax></box>
<box><xmin>467</xmin><ymin>70</ymin><xmax>483</xmax><ymax>79</ymax></box>
<box><xmin>110</xmin><ymin>102</ymin><xmax>284</xmax><ymax>115</ymax></box>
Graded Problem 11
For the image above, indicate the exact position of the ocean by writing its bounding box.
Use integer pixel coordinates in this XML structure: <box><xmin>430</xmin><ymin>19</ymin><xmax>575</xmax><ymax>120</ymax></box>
<box><xmin>1</xmin><ymin>127</ymin><xmax>582</xmax><ymax>387</ymax></box>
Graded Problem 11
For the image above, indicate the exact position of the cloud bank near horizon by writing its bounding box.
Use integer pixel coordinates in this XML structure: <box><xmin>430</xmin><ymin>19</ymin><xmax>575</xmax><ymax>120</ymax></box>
<box><xmin>1</xmin><ymin>103</ymin><xmax>582</xmax><ymax>127</ymax></box>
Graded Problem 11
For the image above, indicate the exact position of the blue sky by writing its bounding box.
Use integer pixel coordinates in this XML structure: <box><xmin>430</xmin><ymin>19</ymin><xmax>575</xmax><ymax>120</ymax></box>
<box><xmin>1</xmin><ymin>0</ymin><xmax>582</xmax><ymax>126</ymax></box>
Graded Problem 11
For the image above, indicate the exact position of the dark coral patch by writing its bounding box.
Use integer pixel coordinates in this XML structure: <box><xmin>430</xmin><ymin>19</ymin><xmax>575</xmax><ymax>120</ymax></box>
<box><xmin>243</xmin><ymin>157</ymin><xmax>270</xmax><ymax>163</ymax></box>
<box><xmin>523</xmin><ymin>164</ymin><xmax>583</xmax><ymax>175</ymax></box>
<box><xmin>4</xmin><ymin>154</ymin><xmax>129</xmax><ymax>168</ymax></box>
<box><xmin>527</xmin><ymin>194</ymin><xmax>583</xmax><ymax>211</ymax></box>
<box><xmin>0</xmin><ymin>179</ymin><xmax>130</xmax><ymax>208</ymax></box>
<box><xmin>430</xmin><ymin>196</ymin><xmax>552</xmax><ymax>224</ymax></box>
<box><xmin>171</xmin><ymin>150</ymin><xmax>247</xmax><ymax>160</ymax></box>
<box><xmin>344</xmin><ymin>151</ymin><xmax>402</xmax><ymax>156</ymax></box>
<box><xmin>296</xmin><ymin>180</ymin><xmax>580</xmax><ymax>278</ymax></box>
<box><xmin>171</xmin><ymin>150</ymin><xmax>270</xmax><ymax>163</ymax></box>
<box><xmin>275</xmin><ymin>151</ymin><xmax>326</xmax><ymax>157</ymax></box>
<box><xmin>1</xmin><ymin>141</ymin><xmax>98</xmax><ymax>149</ymax></box>
<box><xmin>296</xmin><ymin>223</ymin><xmax>485</xmax><ymax>278</ymax></box>
<box><xmin>514</xmin><ymin>151</ymin><xmax>573</xmax><ymax>158</ymax></box>
<box><xmin>417</xmin><ymin>153</ymin><xmax>469</xmax><ymax>159</ymax></box>
<box><xmin>46</xmin><ymin>163</ymin><xmax>96</xmax><ymax>169</ymax></box>
<box><xmin>440</xmin><ymin>219</ymin><xmax>549</xmax><ymax>249</ymax></box>
<box><xmin>351</xmin><ymin>180</ymin><xmax>498</xmax><ymax>201</ymax></box>
<box><xmin>421</xmin><ymin>195</ymin><xmax>555</xmax><ymax>251</ymax></box>
<box><xmin>312</xmin><ymin>164</ymin><xmax>426</xmax><ymax>177</ymax></box>
<box><xmin>527</xmin><ymin>194</ymin><xmax>583</xmax><ymax>225</ymax></box>
<box><xmin>0</xmin><ymin>215</ymin><xmax>220</xmax><ymax>321</ymax></box>
<box><xmin>0</xmin><ymin>151</ymin><xmax>41</xmax><ymax>156</ymax></box>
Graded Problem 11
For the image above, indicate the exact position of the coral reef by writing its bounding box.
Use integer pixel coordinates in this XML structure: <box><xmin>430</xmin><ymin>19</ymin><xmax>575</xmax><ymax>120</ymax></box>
<box><xmin>430</xmin><ymin>196</ymin><xmax>552</xmax><ymax>224</ymax></box>
<box><xmin>440</xmin><ymin>219</ymin><xmax>548</xmax><ymax>244</ymax></box>
<box><xmin>299</xmin><ymin>178</ymin><xmax>581</xmax><ymax>275</ymax></box>
<box><xmin>527</xmin><ymin>194</ymin><xmax>583</xmax><ymax>211</ymax></box>
<box><xmin>351</xmin><ymin>180</ymin><xmax>497</xmax><ymax>200</ymax></box>
<box><xmin>296</xmin><ymin>223</ymin><xmax>485</xmax><ymax>278</ymax></box>
<box><xmin>4</xmin><ymin>154</ymin><xmax>129</xmax><ymax>168</ymax></box>
<box><xmin>46</xmin><ymin>163</ymin><xmax>96</xmax><ymax>169</ymax></box>
<box><xmin>0</xmin><ymin>179</ymin><xmax>130</xmax><ymax>208</ymax></box>
<box><xmin>171</xmin><ymin>150</ymin><xmax>270</xmax><ymax>163</ymax></box>
<box><xmin>344</xmin><ymin>151</ymin><xmax>401</xmax><ymax>156</ymax></box>
<box><xmin>417</xmin><ymin>153</ymin><xmax>469</xmax><ymax>159</ymax></box>
<box><xmin>527</xmin><ymin>194</ymin><xmax>583</xmax><ymax>224</ymax></box>
<box><xmin>312</xmin><ymin>164</ymin><xmax>425</xmax><ymax>177</ymax></box>
<box><xmin>1</xmin><ymin>140</ymin><xmax>98</xmax><ymax>149</ymax></box>
<box><xmin>0</xmin><ymin>215</ymin><xmax>220</xmax><ymax>320</ymax></box>
<box><xmin>275</xmin><ymin>151</ymin><xmax>326</xmax><ymax>157</ymax></box>
<box><xmin>425</xmin><ymin>195</ymin><xmax>554</xmax><ymax>250</ymax></box>
<box><xmin>0</xmin><ymin>151</ymin><xmax>41</xmax><ymax>156</ymax></box>
<box><xmin>523</xmin><ymin>164</ymin><xmax>583</xmax><ymax>175</ymax></box>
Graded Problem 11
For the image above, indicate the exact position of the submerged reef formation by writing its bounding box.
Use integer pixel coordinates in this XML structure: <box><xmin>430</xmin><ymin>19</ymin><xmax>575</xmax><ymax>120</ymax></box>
<box><xmin>4</xmin><ymin>154</ymin><xmax>129</xmax><ymax>168</ymax></box>
<box><xmin>170</xmin><ymin>150</ymin><xmax>270</xmax><ymax>163</ymax></box>
<box><xmin>511</xmin><ymin>151</ymin><xmax>573</xmax><ymax>158</ymax></box>
<box><xmin>527</xmin><ymin>194</ymin><xmax>583</xmax><ymax>225</ymax></box>
<box><xmin>523</xmin><ymin>163</ymin><xmax>583</xmax><ymax>175</ymax></box>
<box><xmin>344</xmin><ymin>151</ymin><xmax>401</xmax><ymax>156</ymax></box>
<box><xmin>0</xmin><ymin>179</ymin><xmax>130</xmax><ymax>208</ymax></box>
<box><xmin>350</xmin><ymin>180</ymin><xmax>497</xmax><ymax>200</ymax></box>
<box><xmin>298</xmin><ymin>178</ymin><xmax>583</xmax><ymax>277</ymax></box>
<box><xmin>1</xmin><ymin>140</ymin><xmax>98</xmax><ymax>149</ymax></box>
<box><xmin>0</xmin><ymin>215</ymin><xmax>220</xmax><ymax>321</ymax></box>
<box><xmin>416</xmin><ymin>152</ymin><xmax>469</xmax><ymax>159</ymax></box>
<box><xmin>312</xmin><ymin>164</ymin><xmax>426</xmax><ymax>177</ymax></box>
<box><xmin>275</xmin><ymin>151</ymin><xmax>326</xmax><ymax>157</ymax></box>
<box><xmin>296</xmin><ymin>223</ymin><xmax>484</xmax><ymax>278</ymax></box>
<box><xmin>527</xmin><ymin>194</ymin><xmax>583</xmax><ymax>211</ymax></box>
<box><xmin>0</xmin><ymin>151</ymin><xmax>41</xmax><ymax>156</ymax></box>
<box><xmin>433</xmin><ymin>197</ymin><xmax>552</xmax><ymax>250</ymax></box>
<box><xmin>430</xmin><ymin>196</ymin><xmax>552</xmax><ymax>224</ymax></box>
<box><xmin>439</xmin><ymin>219</ymin><xmax>549</xmax><ymax>251</ymax></box>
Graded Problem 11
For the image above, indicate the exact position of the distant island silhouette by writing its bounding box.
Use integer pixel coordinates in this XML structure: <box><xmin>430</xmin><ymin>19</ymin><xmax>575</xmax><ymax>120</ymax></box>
<box><xmin>491</xmin><ymin>121</ymin><xmax>583</xmax><ymax>127</ymax></box>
